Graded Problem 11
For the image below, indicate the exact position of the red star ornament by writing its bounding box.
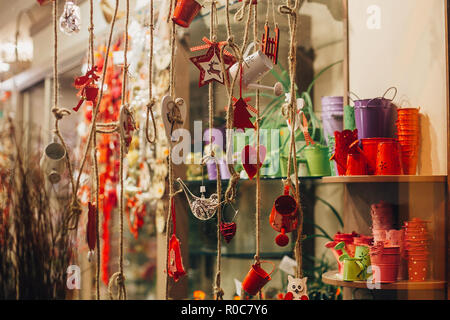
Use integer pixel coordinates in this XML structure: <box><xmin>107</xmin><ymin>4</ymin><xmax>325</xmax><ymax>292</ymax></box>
<box><xmin>190</xmin><ymin>44</ymin><xmax>235</xmax><ymax>87</ymax></box>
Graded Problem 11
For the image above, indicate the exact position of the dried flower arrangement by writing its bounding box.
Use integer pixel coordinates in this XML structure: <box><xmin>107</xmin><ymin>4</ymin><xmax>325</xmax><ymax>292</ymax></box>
<box><xmin>0</xmin><ymin>118</ymin><xmax>73</xmax><ymax>299</ymax></box>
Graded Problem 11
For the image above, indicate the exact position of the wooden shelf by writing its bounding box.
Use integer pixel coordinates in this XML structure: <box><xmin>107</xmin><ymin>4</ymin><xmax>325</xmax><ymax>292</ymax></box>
<box><xmin>321</xmin><ymin>175</ymin><xmax>447</xmax><ymax>184</ymax></box>
<box><xmin>322</xmin><ymin>271</ymin><xmax>446</xmax><ymax>290</ymax></box>
<box><xmin>189</xmin><ymin>250</ymin><xmax>293</xmax><ymax>260</ymax></box>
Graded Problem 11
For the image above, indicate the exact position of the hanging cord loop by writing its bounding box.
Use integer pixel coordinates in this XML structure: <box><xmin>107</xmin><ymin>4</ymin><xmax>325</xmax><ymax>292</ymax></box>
<box><xmin>145</xmin><ymin>100</ymin><xmax>157</xmax><ymax>143</ymax></box>
<box><xmin>235</xmin><ymin>0</ymin><xmax>252</xmax><ymax>22</ymax></box>
<box><xmin>145</xmin><ymin>0</ymin><xmax>157</xmax><ymax>143</ymax></box>
<box><xmin>108</xmin><ymin>271</ymin><xmax>127</xmax><ymax>300</ymax></box>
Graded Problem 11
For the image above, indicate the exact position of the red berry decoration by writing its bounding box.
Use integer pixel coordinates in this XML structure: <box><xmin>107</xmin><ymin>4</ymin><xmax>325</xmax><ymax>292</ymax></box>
<box><xmin>275</xmin><ymin>233</ymin><xmax>289</xmax><ymax>247</ymax></box>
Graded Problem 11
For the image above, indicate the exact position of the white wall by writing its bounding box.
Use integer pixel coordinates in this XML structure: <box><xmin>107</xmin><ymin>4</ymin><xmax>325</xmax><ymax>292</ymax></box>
<box><xmin>349</xmin><ymin>0</ymin><xmax>448</xmax><ymax>175</ymax></box>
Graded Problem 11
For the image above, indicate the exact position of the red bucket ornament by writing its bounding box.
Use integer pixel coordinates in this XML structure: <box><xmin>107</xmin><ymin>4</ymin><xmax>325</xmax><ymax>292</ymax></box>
<box><xmin>242</xmin><ymin>261</ymin><xmax>275</xmax><ymax>296</ymax></box>
<box><xmin>172</xmin><ymin>0</ymin><xmax>202</xmax><ymax>28</ymax></box>
<box><xmin>167</xmin><ymin>198</ymin><xmax>186</xmax><ymax>282</ymax></box>
<box><xmin>269</xmin><ymin>185</ymin><xmax>298</xmax><ymax>247</ymax></box>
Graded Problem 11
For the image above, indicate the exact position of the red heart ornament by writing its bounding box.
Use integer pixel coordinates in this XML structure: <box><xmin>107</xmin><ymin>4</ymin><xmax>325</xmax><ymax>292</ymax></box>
<box><xmin>220</xmin><ymin>222</ymin><xmax>237</xmax><ymax>243</ymax></box>
<box><xmin>241</xmin><ymin>145</ymin><xmax>266</xmax><ymax>180</ymax></box>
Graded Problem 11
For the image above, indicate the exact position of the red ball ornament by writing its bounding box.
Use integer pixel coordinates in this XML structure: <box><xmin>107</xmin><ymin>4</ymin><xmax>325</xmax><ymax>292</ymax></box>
<box><xmin>275</xmin><ymin>233</ymin><xmax>289</xmax><ymax>247</ymax></box>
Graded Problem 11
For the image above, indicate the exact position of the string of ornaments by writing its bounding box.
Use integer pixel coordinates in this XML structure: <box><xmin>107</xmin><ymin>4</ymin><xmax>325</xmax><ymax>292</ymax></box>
<box><xmin>37</xmin><ymin>0</ymin><xmax>310</xmax><ymax>300</ymax></box>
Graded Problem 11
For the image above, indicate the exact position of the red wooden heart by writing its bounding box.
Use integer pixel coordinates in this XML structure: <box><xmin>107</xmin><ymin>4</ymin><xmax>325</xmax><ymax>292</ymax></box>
<box><xmin>220</xmin><ymin>222</ymin><xmax>237</xmax><ymax>243</ymax></box>
<box><xmin>241</xmin><ymin>145</ymin><xmax>266</xmax><ymax>180</ymax></box>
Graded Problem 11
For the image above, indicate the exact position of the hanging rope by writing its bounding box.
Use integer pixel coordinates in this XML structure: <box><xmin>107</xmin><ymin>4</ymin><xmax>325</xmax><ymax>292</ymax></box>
<box><xmin>145</xmin><ymin>0</ymin><xmax>157</xmax><ymax>144</ymax></box>
<box><xmin>165</xmin><ymin>0</ymin><xmax>178</xmax><ymax>300</ymax></box>
<box><xmin>234</xmin><ymin>0</ymin><xmax>252</xmax><ymax>22</ymax></box>
<box><xmin>83</xmin><ymin>0</ymin><xmax>102</xmax><ymax>300</ymax></box>
<box><xmin>213</xmin><ymin>161</ymin><xmax>224</xmax><ymax>300</ymax></box>
<box><xmin>49</xmin><ymin>0</ymin><xmax>82</xmax><ymax>233</ymax></box>
<box><xmin>108</xmin><ymin>0</ymin><xmax>130</xmax><ymax>301</ymax></box>
<box><xmin>203</xmin><ymin>1</ymin><xmax>225</xmax><ymax>301</ymax></box>
<box><xmin>251</xmin><ymin>0</ymin><xmax>263</xmax><ymax>300</ymax></box>
<box><xmin>279</xmin><ymin>0</ymin><xmax>306</xmax><ymax>279</ymax></box>
<box><xmin>265</xmin><ymin>0</ymin><xmax>277</xmax><ymax>27</ymax></box>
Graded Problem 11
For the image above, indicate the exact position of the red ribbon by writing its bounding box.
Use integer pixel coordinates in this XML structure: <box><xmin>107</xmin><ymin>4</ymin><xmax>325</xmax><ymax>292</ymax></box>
<box><xmin>190</xmin><ymin>37</ymin><xmax>233</xmax><ymax>56</ymax></box>
<box><xmin>301</xmin><ymin>113</ymin><xmax>315</xmax><ymax>146</ymax></box>
<box><xmin>171</xmin><ymin>197</ymin><xmax>176</xmax><ymax>235</ymax></box>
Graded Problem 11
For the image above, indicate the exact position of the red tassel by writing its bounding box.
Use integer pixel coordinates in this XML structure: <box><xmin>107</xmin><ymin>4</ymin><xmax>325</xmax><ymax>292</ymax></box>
<box><xmin>101</xmin><ymin>188</ymin><xmax>117</xmax><ymax>285</ymax></box>
<box><xmin>86</xmin><ymin>202</ymin><xmax>97</xmax><ymax>251</ymax></box>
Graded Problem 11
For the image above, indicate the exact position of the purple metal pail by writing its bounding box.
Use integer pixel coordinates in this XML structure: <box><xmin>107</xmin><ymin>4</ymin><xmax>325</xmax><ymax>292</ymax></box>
<box><xmin>321</xmin><ymin>96</ymin><xmax>344</xmax><ymax>146</ymax></box>
<box><xmin>354</xmin><ymin>98</ymin><xmax>394</xmax><ymax>139</ymax></box>
<box><xmin>206</xmin><ymin>161</ymin><xmax>218</xmax><ymax>180</ymax></box>
<box><xmin>207</xmin><ymin>159</ymin><xmax>231</xmax><ymax>180</ymax></box>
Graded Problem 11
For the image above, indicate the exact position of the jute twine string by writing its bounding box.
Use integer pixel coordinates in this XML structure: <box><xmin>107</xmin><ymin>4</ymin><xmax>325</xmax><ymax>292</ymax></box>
<box><xmin>84</xmin><ymin>0</ymin><xmax>102</xmax><ymax>300</ymax></box>
<box><xmin>165</xmin><ymin>0</ymin><xmax>178</xmax><ymax>300</ymax></box>
<box><xmin>145</xmin><ymin>0</ymin><xmax>157</xmax><ymax>144</ymax></box>
<box><xmin>234</xmin><ymin>0</ymin><xmax>251</xmax><ymax>22</ymax></box>
<box><xmin>251</xmin><ymin>2</ymin><xmax>263</xmax><ymax>301</ymax></box>
<box><xmin>50</xmin><ymin>0</ymin><xmax>81</xmax><ymax>233</ymax></box>
<box><xmin>108</xmin><ymin>0</ymin><xmax>130</xmax><ymax>300</ymax></box>
<box><xmin>265</xmin><ymin>0</ymin><xmax>277</xmax><ymax>27</ymax></box>
<box><xmin>204</xmin><ymin>1</ymin><xmax>225</xmax><ymax>301</ymax></box>
<box><xmin>279</xmin><ymin>0</ymin><xmax>306</xmax><ymax>279</ymax></box>
<box><xmin>96</xmin><ymin>127</ymin><xmax>119</xmax><ymax>134</ymax></box>
<box><xmin>213</xmin><ymin>159</ymin><xmax>224</xmax><ymax>300</ymax></box>
<box><xmin>107</xmin><ymin>140</ymin><xmax>127</xmax><ymax>300</ymax></box>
